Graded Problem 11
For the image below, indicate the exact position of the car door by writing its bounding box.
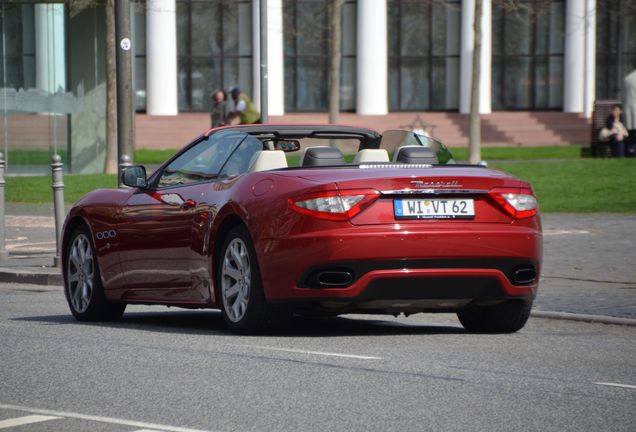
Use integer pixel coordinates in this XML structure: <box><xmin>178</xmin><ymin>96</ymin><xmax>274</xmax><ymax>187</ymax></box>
<box><xmin>116</xmin><ymin>131</ymin><xmax>247</xmax><ymax>302</ymax></box>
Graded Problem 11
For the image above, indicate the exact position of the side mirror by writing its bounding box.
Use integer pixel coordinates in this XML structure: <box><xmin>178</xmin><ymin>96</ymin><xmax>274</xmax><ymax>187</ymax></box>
<box><xmin>121</xmin><ymin>165</ymin><xmax>148</xmax><ymax>189</ymax></box>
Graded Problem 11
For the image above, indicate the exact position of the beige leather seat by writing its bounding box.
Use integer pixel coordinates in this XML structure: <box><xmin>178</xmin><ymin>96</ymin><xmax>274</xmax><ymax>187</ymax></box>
<box><xmin>353</xmin><ymin>149</ymin><xmax>390</xmax><ymax>164</ymax></box>
<box><xmin>249</xmin><ymin>150</ymin><xmax>288</xmax><ymax>172</ymax></box>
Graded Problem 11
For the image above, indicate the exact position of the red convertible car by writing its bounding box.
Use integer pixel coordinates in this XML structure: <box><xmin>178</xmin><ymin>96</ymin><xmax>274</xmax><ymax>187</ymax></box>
<box><xmin>62</xmin><ymin>125</ymin><xmax>542</xmax><ymax>333</ymax></box>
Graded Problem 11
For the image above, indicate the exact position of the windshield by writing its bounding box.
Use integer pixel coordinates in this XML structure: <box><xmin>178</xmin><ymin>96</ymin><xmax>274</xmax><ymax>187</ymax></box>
<box><xmin>157</xmin><ymin>131</ymin><xmax>250</xmax><ymax>187</ymax></box>
<box><xmin>379</xmin><ymin>130</ymin><xmax>455</xmax><ymax>164</ymax></box>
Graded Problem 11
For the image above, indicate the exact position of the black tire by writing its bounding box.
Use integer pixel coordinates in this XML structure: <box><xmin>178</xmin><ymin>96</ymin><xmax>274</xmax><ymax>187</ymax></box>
<box><xmin>64</xmin><ymin>225</ymin><xmax>126</xmax><ymax>321</ymax></box>
<box><xmin>217</xmin><ymin>225</ymin><xmax>289</xmax><ymax>334</ymax></box>
<box><xmin>457</xmin><ymin>300</ymin><xmax>532</xmax><ymax>333</ymax></box>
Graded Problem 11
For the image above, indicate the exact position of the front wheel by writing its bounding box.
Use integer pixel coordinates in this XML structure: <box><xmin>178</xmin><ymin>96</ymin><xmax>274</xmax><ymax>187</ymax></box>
<box><xmin>218</xmin><ymin>225</ymin><xmax>288</xmax><ymax>334</ymax></box>
<box><xmin>64</xmin><ymin>225</ymin><xmax>125</xmax><ymax>321</ymax></box>
<box><xmin>457</xmin><ymin>300</ymin><xmax>532</xmax><ymax>333</ymax></box>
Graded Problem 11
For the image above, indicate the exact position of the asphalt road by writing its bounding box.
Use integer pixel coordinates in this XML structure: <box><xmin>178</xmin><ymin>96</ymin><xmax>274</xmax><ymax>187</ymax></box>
<box><xmin>1</xmin><ymin>285</ymin><xmax>634</xmax><ymax>432</ymax></box>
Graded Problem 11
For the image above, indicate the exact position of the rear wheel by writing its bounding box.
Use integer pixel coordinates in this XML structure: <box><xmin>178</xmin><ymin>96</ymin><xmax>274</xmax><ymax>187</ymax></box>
<box><xmin>457</xmin><ymin>300</ymin><xmax>532</xmax><ymax>333</ymax></box>
<box><xmin>218</xmin><ymin>225</ymin><xmax>289</xmax><ymax>334</ymax></box>
<box><xmin>64</xmin><ymin>225</ymin><xmax>126</xmax><ymax>321</ymax></box>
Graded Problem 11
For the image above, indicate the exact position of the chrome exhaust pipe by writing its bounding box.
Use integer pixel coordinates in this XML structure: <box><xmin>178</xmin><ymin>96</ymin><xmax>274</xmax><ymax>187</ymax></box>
<box><xmin>317</xmin><ymin>271</ymin><xmax>354</xmax><ymax>287</ymax></box>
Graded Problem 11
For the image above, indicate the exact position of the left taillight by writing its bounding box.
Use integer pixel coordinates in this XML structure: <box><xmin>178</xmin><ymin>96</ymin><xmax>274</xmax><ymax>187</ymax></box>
<box><xmin>489</xmin><ymin>189</ymin><xmax>538</xmax><ymax>219</ymax></box>
<box><xmin>289</xmin><ymin>189</ymin><xmax>380</xmax><ymax>221</ymax></box>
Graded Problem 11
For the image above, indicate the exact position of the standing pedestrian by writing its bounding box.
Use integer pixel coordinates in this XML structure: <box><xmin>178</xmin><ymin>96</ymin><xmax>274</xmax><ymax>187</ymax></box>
<box><xmin>210</xmin><ymin>89</ymin><xmax>228</xmax><ymax>128</ymax></box>
<box><xmin>229</xmin><ymin>87</ymin><xmax>261</xmax><ymax>124</ymax></box>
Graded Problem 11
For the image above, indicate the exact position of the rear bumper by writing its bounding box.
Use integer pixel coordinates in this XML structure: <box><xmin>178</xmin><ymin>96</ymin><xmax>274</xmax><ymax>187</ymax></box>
<box><xmin>256</xmin><ymin>222</ymin><xmax>542</xmax><ymax>309</ymax></box>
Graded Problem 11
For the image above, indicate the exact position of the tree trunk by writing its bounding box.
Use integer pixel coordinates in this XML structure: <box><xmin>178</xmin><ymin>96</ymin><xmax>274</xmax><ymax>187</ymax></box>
<box><xmin>328</xmin><ymin>0</ymin><xmax>344</xmax><ymax>125</ymax></box>
<box><xmin>469</xmin><ymin>0</ymin><xmax>483</xmax><ymax>164</ymax></box>
<box><xmin>104</xmin><ymin>0</ymin><xmax>118</xmax><ymax>174</ymax></box>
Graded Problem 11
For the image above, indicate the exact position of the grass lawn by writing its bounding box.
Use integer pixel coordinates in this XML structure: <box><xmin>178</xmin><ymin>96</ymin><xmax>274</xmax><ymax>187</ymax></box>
<box><xmin>133</xmin><ymin>145</ymin><xmax>583</xmax><ymax>165</ymax></box>
<box><xmin>6</xmin><ymin>174</ymin><xmax>118</xmax><ymax>205</ymax></box>
<box><xmin>5</xmin><ymin>156</ymin><xmax>635</xmax><ymax>213</ymax></box>
<box><xmin>6</xmin><ymin>145</ymin><xmax>582</xmax><ymax>166</ymax></box>
<box><xmin>449</xmin><ymin>145</ymin><xmax>582</xmax><ymax>161</ymax></box>
<box><xmin>5</xmin><ymin>149</ymin><xmax>69</xmax><ymax>165</ymax></box>
<box><xmin>491</xmin><ymin>159</ymin><xmax>636</xmax><ymax>213</ymax></box>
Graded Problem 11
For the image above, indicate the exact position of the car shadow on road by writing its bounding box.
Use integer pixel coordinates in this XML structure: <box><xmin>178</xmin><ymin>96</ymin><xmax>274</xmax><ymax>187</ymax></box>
<box><xmin>13</xmin><ymin>310</ymin><xmax>466</xmax><ymax>337</ymax></box>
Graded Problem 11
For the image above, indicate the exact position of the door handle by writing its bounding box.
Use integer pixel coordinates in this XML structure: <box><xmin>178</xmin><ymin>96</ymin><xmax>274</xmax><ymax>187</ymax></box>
<box><xmin>181</xmin><ymin>199</ymin><xmax>196</xmax><ymax>210</ymax></box>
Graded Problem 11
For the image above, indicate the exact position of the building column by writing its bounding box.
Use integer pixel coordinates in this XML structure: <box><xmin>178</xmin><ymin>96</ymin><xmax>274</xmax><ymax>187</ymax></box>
<box><xmin>583</xmin><ymin>0</ymin><xmax>596</xmax><ymax>118</ymax></box>
<box><xmin>564</xmin><ymin>0</ymin><xmax>585</xmax><ymax>113</ymax></box>
<box><xmin>252</xmin><ymin>0</ymin><xmax>261</xmax><ymax>111</ymax></box>
<box><xmin>34</xmin><ymin>4</ymin><xmax>65</xmax><ymax>93</ymax></box>
<box><xmin>146</xmin><ymin>0</ymin><xmax>178</xmax><ymax>115</ymax></box>
<box><xmin>267</xmin><ymin>0</ymin><xmax>285</xmax><ymax>116</ymax></box>
<box><xmin>356</xmin><ymin>0</ymin><xmax>387</xmax><ymax>115</ymax></box>
<box><xmin>460</xmin><ymin>0</ymin><xmax>491</xmax><ymax>114</ymax></box>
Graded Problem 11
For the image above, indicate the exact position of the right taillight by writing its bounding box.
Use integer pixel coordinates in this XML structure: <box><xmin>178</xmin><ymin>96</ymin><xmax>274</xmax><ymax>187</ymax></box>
<box><xmin>489</xmin><ymin>189</ymin><xmax>538</xmax><ymax>219</ymax></box>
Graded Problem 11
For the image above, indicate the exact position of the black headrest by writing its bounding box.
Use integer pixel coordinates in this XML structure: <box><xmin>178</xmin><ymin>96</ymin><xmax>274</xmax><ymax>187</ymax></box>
<box><xmin>302</xmin><ymin>147</ymin><xmax>345</xmax><ymax>166</ymax></box>
<box><xmin>396</xmin><ymin>146</ymin><xmax>438</xmax><ymax>164</ymax></box>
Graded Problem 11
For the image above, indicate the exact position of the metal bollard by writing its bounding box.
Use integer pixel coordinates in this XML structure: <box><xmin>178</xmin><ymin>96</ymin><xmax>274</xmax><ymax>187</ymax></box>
<box><xmin>118</xmin><ymin>154</ymin><xmax>132</xmax><ymax>187</ymax></box>
<box><xmin>0</xmin><ymin>152</ymin><xmax>7</xmax><ymax>262</ymax></box>
<box><xmin>51</xmin><ymin>154</ymin><xmax>65</xmax><ymax>267</ymax></box>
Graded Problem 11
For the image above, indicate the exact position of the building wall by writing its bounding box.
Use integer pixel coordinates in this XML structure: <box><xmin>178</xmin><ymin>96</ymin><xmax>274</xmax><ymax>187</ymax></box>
<box><xmin>134</xmin><ymin>0</ymin><xmax>632</xmax><ymax>115</ymax></box>
<box><xmin>1</xmin><ymin>0</ymin><xmax>635</xmax><ymax>174</ymax></box>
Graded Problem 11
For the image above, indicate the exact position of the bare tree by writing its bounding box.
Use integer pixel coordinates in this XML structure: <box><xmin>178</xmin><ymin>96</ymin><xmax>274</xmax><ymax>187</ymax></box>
<box><xmin>469</xmin><ymin>0</ymin><xmax>483</xmax><ymax>164</ymax></box>
<box><xmin>328</xmin><ymin>0</ymin><xmax>345</xmax><ymax>124</ymax></box>
<box><xmin>104</xmin><ymin>0</ymin><xmax>117</xmax><ymax>174</ymax></box>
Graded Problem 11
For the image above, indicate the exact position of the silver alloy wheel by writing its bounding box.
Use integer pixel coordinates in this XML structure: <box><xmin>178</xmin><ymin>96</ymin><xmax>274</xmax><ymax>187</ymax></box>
<box><xmin>67</xmin><ymin>233</ymin><xmax>95</xmax><ymax>313</ymax></box>
<box><xmin>221</xmin><ymin>238</ymin><xmax>251</xmax><ymax>322</ymax></box>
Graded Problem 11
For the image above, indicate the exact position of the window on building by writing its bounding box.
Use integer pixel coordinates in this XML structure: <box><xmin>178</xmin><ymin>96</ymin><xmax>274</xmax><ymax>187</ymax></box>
<box><xmin>387</xmin><ymin>0</ymin><xmax>461</xmax><ymax>111</ymax></box>
<box><xmin>133</xmin><ymin>0</ymin><xmax>253</xmax><ymax>112</ymax></box>
<box><xmin>491</xmin><ymin>0</ymin><xmax>565</xmax><ymax>110</ymax></box>
<box><xmin>596</xmin><ymin>0</ymin><xmax>636</xmax><ymax>100</ymax></box>
<box><xmin>0</xmin><ymin>3</ymin><xmax>36</xmax><ymax>90</ymax></box>
<box><xmin>283</xmin><ymin>0</ymin><xmax>357</xmax><ymax>112</ymax></box>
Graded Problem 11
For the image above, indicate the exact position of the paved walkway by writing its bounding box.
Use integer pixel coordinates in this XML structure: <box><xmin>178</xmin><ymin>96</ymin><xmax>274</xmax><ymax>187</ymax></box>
<box><xmin>1</xmin><ymin>204</ymin><xmax>634</xmax><ymax>321</ymax></box>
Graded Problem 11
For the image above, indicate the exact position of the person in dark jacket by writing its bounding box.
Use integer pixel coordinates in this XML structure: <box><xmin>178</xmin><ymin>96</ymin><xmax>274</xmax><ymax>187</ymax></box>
<box><xmin>606</xmin><ymin>104</ymin><xmax>629</xmax><ymax>158</ymax></box>
<box><xmin>210</xmin><ymin>89</ymin><xmax>228</xmax><ymax>128</ymax></box>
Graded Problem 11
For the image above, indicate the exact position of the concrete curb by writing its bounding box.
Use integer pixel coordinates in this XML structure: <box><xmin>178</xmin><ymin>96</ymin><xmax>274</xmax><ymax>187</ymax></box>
<box><xmin>531</xmin><ymin>310</ymin><xmax>636</xmax><ymax>327</ymax></box>
<box><xmin>0</xmin><ymin>268</ymin><xmax>634</xmax><ymax>327</ymax></box>
<box><xmin>0</xmin><ymin>268</ymin><xmax>63</xmax><ymax>286</ymax></box>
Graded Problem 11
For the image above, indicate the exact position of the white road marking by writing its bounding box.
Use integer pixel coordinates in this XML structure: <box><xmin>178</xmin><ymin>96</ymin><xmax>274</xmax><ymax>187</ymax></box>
<box><xmin>594</xmin><ymin>382</ymin><xmax>636</xmax><ymax>390</ymax></box>
<box><xmin>132</xmin><ymin>430</ymin><xmax>165</xmax><ymax>432</ymax></box>
<box><xmin>6</xmin><ymin>241</ymin><xmax>56</xmax><ymax>252</ymax></box>
<box><xmin>0</xmin><ymin>404</ymin><xmax>213</xmax><ymax>432</ymax></box>
<box><xmin>5</xmin><ymin>216</ymin><xmax>55</xmax><ymax>228</ymax></box>
<box><xmin>0</xmin><ymin>415</ymin><xmax>60</xmax><ymax>429</ymax></box>
<box><xmin>543</xmin><ymin>229</ymin><xmax>590</xmax><ymax>236</ymax></box>
<box><xmin>238</xmin><ymin>344</ymin><xmax>382</xmax><ymax>360</ymax></box>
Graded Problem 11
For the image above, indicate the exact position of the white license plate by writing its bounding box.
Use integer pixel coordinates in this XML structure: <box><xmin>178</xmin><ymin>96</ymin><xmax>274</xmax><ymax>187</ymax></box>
<box><xmin>394</xmin><ymin>198</ymin><xmax>475</xmax><ymax>219</ymax></box>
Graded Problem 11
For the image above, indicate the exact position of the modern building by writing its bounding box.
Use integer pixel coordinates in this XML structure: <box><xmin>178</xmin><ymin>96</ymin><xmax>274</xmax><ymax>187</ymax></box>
<box><xmin>0</xmin><ymin>0</ymin><xmax>634</xmax><ymax>173</ymax></box>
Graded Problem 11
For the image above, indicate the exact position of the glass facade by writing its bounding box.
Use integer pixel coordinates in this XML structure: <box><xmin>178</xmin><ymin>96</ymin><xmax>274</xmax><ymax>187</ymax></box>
<box><xmin>283</xmin><ymin>0</ymin><xmax>357</xmax><ymax>112</ymax></box>
<box><xmin>2</xmin><ymin>0</ymin><xmax>635</xmax><ymax>174</ymax></box>
<box><xmin>387</xmin><ymin>0</ymin><xmax>461</xmax><ymax>111</ymax></box>
<box><xmin>134</xmin><ymin>0</ymin><xmax>253</xmax><ymax>112</ymax></box>
<box><xmin>0</xmin><ymin>1</ymin><xmax>106</xmax><ymax>174</ymax></box>
<box><xmin>596</xmin><ymin>0</ymin><xmax>636</xmax><ymax>100</ymax></box>
<box><xmin>491</xmin><ymin>0</ymin><xmax>565</xmax><ymax>110</ymax></box>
